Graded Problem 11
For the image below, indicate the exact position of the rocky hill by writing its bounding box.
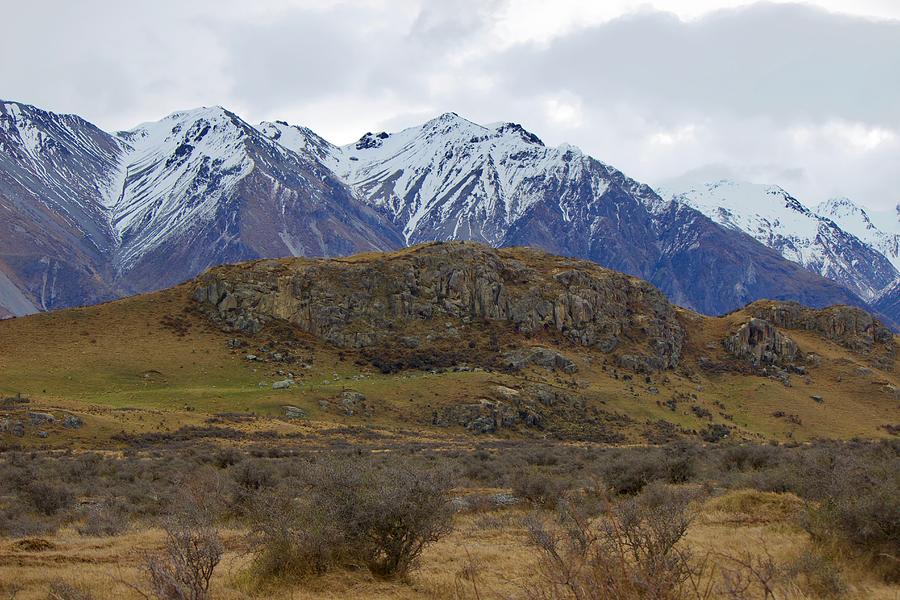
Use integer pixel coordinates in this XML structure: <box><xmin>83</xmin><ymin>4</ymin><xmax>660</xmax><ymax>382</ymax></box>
<box><xmin>193</xmin><ymin>242</ymin><xmax>685</xmax><ymax>372</ymax></box>
<box><xmin>0</xmin><ymin>242</ymin><xmax>897</xmax><ymax>446</ymax></box>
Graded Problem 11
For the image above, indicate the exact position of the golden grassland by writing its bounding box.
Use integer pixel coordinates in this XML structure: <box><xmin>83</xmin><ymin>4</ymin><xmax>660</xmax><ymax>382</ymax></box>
<box><xmin>1</xmin><ymin>490</ymin><xmax>896</xmax><ymax>600</ymax></box>
<box><xmin>1</xmin><ymin>278</ymin><xmax>897</xmax><ymax>449</ymax></box>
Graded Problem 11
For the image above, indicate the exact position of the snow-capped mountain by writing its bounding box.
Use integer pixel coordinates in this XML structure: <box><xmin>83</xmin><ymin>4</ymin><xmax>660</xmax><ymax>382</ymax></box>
<box><xmin>0</xmin><ymin>100</ymin><xmax>871</xmax><ymax>320</ymax></box>
<box><xmin>262</xmin><ymin>113</ymin><xmax>567</xmax><ymax>245</ymax></box>
<box><xmin>108</xmin><ymin>106</ymin><xmax>401</xmax><ymax>291</ymax></box>
<box><xmin>655</xmin><ymin>179</ymin><xmax>898</xmax><ymax>301</ymax></box>
<box><xmin>0</xmin><ymin>100</ymin><xmax>403</xmax><ymax>310</ymax></box>
<box><xmin>264</xmin><ymin>113</ymin><xmax>862</xmax><ymax>316</ymax></box>
<box><xmin>817</xmin><ymin>197</ymin><xmax>900</xmax><ymax>272</ymax></box>
<box><xmin>0</xmin><ymin>101</ymin><xmax>123</xmax><ymax>313</ymax></box>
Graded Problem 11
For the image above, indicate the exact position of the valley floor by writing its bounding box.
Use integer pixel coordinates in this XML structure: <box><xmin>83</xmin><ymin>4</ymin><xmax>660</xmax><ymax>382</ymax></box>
<box><xmin>1</xmin><ymin>435</ymin><xmax>897</xmax><ymax>600</ymax></box>
<box><xmin>2</xmin><ymin>485</ymin><xmax>898</xmax><ymax>599</ymax></box>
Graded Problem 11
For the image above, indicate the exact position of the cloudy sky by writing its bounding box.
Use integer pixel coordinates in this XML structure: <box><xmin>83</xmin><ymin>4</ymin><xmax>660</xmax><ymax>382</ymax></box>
<box><xmin>4</xmin><ymin>0</ymin><xmax>900</xmax><ymax>209</ymax></box>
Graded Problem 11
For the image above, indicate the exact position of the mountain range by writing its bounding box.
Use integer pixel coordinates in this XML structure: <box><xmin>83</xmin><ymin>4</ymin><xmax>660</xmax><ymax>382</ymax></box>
<box><xmin>1</xmin><ymin>99</ymin><xmax>898</xmax><ymax>324</ymax></box>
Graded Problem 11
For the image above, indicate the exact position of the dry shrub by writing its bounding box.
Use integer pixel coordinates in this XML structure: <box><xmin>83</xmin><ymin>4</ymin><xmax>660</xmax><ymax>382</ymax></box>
<box><xmin>142</xmin><ymin>515</ymin><xmax>223</xmax><ymax>600</ymax></box>
<box><xmin>25</xmin><ymin>481</ymin><xmax>74</xmax><ymax>516</ymax></box>
<box><xmin>46</xmin><ymin>579</ymin><xmax>95</xmax><ymax>600</ymax></box>
<box><xmin>512</xmin><ymin>469</ymin><xmax>570</xmax><ymax>508</ymax></box>
<box><xmin>599</xmin><ymin>446</ymin><xmax>695</xmax><ymax>497</ymax></box>
<box><xmin>352</xmin><ymin>462</ymin><xmax>454</xmax><ymax>578</ymax></box>
<box><xmin>787</xmin><ymin>550</ymin><xmax>847</xmax><ymax>599</ymax></box>
<box><xmin>132</xmin><ymin>474</ymin><xmax>225</xmax><ymax>600</ymax></box>
<box><xmin>798</xmin><ymin>444</ymin><xmax>900</xmax><ymax>581</ymax></box>
<box><xmin>248</xmin><ymin>489</ymin><xmax>346</xmax><ymax>580</ymax></box>
<box><xmin>77</xmin><ymin>502</ymin><xmax>129</xmax><ymax>537</ymax></box>
<box><xmin>248</xmin><ymin>455</ymin><xmax>453</xmax><ymax>581</ymax></box>
<box><xmin>524</xmin><ymin>483</ymin><xmax>708</xmax><ymax>600</ymax></box>
<box><xmin>715</xmin><ymin>548</ymin><xmax>788</xmax><ymax>600</ymax></box>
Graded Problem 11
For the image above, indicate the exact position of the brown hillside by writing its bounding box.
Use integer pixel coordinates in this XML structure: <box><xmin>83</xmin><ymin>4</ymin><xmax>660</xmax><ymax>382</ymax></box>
<box><xmin>1</xmin><ymin>242</ymin><xmax>897</xmax><ymax>448</ymax></box>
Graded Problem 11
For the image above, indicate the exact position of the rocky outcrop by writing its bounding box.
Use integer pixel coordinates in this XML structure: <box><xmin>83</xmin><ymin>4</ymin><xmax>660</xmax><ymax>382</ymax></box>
<box><xmin>724</xmin><ymin>318</ymin><xmax>800</xmax><ymax>366</ymax></box>
<box><xmin>193</xmin><ymin>242</ymin><xmax>686</xmax><ymax>369</ymax></box>
<box><xmin>502</xmin><ymin>347</ymin><xmax>578</xmax><ymax>373</ymax></box>
<box><xmin>432</xmin><ymin>399</ymin><xmax>543</xmax><ymax>434</ymax></box>
<box><xmin>747</xmin><ymin>301</ymin><xmax>892</xmax><ymax>353</ymax></box>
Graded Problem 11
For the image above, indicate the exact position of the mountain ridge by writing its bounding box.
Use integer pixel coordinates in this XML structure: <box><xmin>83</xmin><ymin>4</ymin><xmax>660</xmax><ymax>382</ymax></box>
<box><xmin>654</xmin><ymin>178</ymin><xmax>899</xmax><ymax>302</ymax></box>
<box><xmin>0</xmin><ymin>99</ymin><xmax>889</xmax><ymax>323</ymax></box>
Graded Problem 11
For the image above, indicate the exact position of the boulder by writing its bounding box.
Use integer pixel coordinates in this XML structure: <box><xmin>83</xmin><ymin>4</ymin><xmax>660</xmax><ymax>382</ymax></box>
<box><xmin>724</xmin><ymin>318</ymin><xmax>800</xmax><ymax>366</ymax></box>
<box><xmin>272</xmin><ymin>379</ymin><xmax>293</xmax><ymax>390</ymax></box>
<box><xmin>432</xmin><ymin>399</ymin><xmax>542</xmax><ymax>434</ymax></box>
<box><xmin>282</xmin><ymin>405</ymin><xmax>306</xmax><ymax>419</ymax></box>
<box><xmin>502</xmin><ymin>347</ymin><xmax>578</xmax><ymax>373</ymax></box>
<box><xmin>27</xmin><ymin>411</ymin><xmax>56</xmax><ymax>425</ymax></box>
<box><xmin>62</xmin><ymin>415</ymin><xmax>83</xmax><ymax>429</ymax></box>
<box><xmin>338</xmin><ymin>390</ymin><xmax>369</xmax><ymax>416</ymax></box>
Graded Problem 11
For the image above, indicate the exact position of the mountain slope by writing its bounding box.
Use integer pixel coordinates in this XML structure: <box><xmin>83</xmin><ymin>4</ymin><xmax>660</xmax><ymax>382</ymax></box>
<box><xmin>261</xmin><ymin>113</ymin><xmax>559</xmax><ymax>246</ymax></box>
<box><xmin>2</xmin><ymin>242</ymin><xmax>897</xmax><ymax>447</ymax></box>
<box><xmin>266</xmin><ymin>115</ymin><xmax>869</xmax><ymax>315</ymax></box>
<box><xmin>0</xmin><ymin>101</ymin><xmax>125</xmax><ymax>313</ymax></box>
<box><xmin>111</xmin><ymin>107</ymin><xmax>403</xmax><ymax>291</ymax></box>
<box><xmin>0</xmin><ymin>101</ymin><xmax>404</xmax><ymax>309</ymax></box>
<box><xmin>817</xmin><ymin>197</ymin><xmax>900</xmax><ymax>273</ymax></box>
<box><xmin>655</xmin><ymin>179</ymin><xmax>898</xmax><ymax>301</ymax></box>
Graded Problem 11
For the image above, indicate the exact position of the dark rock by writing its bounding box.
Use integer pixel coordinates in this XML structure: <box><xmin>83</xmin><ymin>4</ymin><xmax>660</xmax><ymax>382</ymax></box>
<box><xmin>62</xmin><ymin>415</ymin><xmax>83</xmax><ymax>429</ymax></box>
<box><xmin>503</xmin><ymin>347</ymin><xmax>578</xmax><ymax>373</ymax></box>
<box><xmin>616</xmin><ymin>353</ymin><xmax>668</xmax><ymax>373</ymax></box>
<box><xmin>724</xmin><ymin>318</ymin><xmax>800</xmax><ymax>366</ymax></box>
<box><xmin>27</xmin><ymin>411</ymin><xmax>56</xmax><ymax>425</ymax></box>
<box><xmin>748</xmin><ymin>301</ymin><xmax>893</xmax><ymax>354</ymax></box>
<box><xmin>399</xmin><ymin>336</ymin><xmax>421</xmax><ymax>349</ymax></box>
<box><xmin>282</xmin><ymin>405</ymin><xmax>306</xmax><ymax>419</ymax></box>
<box><xmin>193</xmin><ymin>243</ymin><xmax>685</xmax><ymax>369</ymax></box>
<box><xmin>338</xmin><ymin>390</ymin><xmax>369</xmax><ymax>416</ymax></box>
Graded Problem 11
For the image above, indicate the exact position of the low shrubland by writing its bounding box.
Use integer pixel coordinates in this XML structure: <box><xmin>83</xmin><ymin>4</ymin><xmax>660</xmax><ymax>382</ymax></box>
<box><xmin>0</xmin><ymin>437</ymin><xmax>896</xmax><ymax>598</ymax></box>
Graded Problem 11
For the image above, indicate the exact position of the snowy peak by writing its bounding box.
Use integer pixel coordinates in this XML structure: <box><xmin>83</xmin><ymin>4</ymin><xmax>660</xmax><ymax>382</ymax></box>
<box><xmin>0</xmin><ymin>100</ymin><xmax>123</xmax><ymax>164</ymax></box>
<box><xmin>0</xmin><ymin>100</ymin><xmax>125</xmax><ymax>251</ymax></box>
<box><xmin>656</xmin><ymin>178</ymin><xmax>899</xmax><ymax>301</ymax></box>
<box><xmin>816</xmin><ymin>196</ymin><xmax>900</xmax><ymax>273</ymax></box>
<box><xmin>659</xmin><ymin>179</ymin><xmax>818</xmax><ymax>240</ymax></box>
<box><xmin>292</xmin><ymin>112</ymin><xmax>590</xmax><ymax>244</ymax></box>
<box><xmin>491</xmin><ymin>122</ymin><xmax>544</xmax><ymax>146</ymax></box>
<box><xmin>257</xmin><ymin>120</ymin><xmax>339</xmax><ymax>168</ymax></box>
<box><xmin>110</xmin><ymin>107</ymin><xmax>261</xmax><ymax>266</ymax></box>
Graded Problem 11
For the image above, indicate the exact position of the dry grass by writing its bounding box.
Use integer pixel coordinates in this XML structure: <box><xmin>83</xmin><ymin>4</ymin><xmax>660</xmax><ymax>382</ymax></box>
<box><xmin>1</xmin><ymin>260</ymin><xmax>898</xmax><ymax>450</ymax></box>
<box><xmin>2</xmin><ymin>491</ymin><xmax>897</xmax><ymax>600</ymax></box>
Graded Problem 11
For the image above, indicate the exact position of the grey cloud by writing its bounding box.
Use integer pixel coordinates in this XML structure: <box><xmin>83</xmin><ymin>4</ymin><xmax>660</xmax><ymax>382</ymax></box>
<box><xmin>2</xmin><ymin>1</ymin><xmax>900</xmax><ymax>209</ymax></box>
<box><xmin>488</xmin><ymin>3</ymin><xmax>900</xmax><ymax>126</ymax></box>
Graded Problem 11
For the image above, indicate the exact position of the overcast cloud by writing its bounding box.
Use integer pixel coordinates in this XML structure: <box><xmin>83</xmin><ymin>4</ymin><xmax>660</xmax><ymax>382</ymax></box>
<box><xmin>3</xmin><ymin>0</ymin><xmax>900</xmax><ymax>209</ymax></box>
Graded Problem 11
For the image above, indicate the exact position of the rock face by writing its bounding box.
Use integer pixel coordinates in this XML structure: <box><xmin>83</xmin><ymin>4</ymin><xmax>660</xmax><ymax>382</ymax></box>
<box><xmin>502</xmin><ymin>347</ymin><xmax>578</xmax><ymax>373</ymax></box>
<box><xmin>724</xmin><ymin>318</ymin><xmax>800</xmax><ymax>366</ymax></box>
<box><xmin>193</xmin><ymin>242</ymin><xmax>686</xmax><ymax>370</ymax></box>
<box><xmin>746</xmin><ymin>301</ymin><xmax>893</xmax><ymax>353</ymax></box>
